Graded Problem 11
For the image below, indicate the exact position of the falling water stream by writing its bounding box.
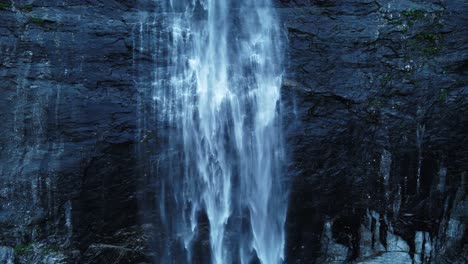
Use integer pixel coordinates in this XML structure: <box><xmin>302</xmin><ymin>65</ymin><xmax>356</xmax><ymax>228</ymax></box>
<box><xmin>137</xmin><ymin>0</ymin><xmax>287</xmax><ymax>263</ymax></box>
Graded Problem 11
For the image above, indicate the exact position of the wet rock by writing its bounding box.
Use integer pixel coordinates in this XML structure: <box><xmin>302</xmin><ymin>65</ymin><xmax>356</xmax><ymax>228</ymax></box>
<box><xmin>0</xmin><ymin>246</ymin><xmax>15</xmax><ymax>264</ymax></box>
<box><xmin>0</xmin><ymin>0</ymin><xmax>466</xmax><ymax>263</ymax></box>
<box><xmin>278</xmin><ymin>0</ymin><xmax>467</xmax><ymax>263</ymax></box>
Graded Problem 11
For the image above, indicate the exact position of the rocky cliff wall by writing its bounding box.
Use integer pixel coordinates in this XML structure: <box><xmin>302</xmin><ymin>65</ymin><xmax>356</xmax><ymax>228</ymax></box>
<box><xmin>0</xmin><ymin>0</ymin><xmax>466</xmax><ymax>263</ymax></box>
<box><xmin>279</xmin><ymin>0</ymin><xmax>467</xmax><ymax>263</ymax></box>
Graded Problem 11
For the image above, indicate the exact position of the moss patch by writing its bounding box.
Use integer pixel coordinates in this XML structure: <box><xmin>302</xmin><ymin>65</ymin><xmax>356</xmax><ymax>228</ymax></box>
<box><xmin>42</xmin><ymin>245</ymin><xmax>61</xmax><ymax>254</ymax></box>
<box><xmin>415</xmin><ymin>32</ymin><xmax>442</xmax><ymax>43</ymax></box>
<box><xmin>405</xmin><ymin>32</ymin><xmax>443</xmax><ymax>57</ymax></box>
<box><xmin>401</xmin><ymin>10</ymin><xmax>426</xmax><ymax>20</ymax></box>
<box><xmin>14</xmin><ymin>243</ymin><xmax>62</xmax><ymax>255</ymax></box>
<box><xmin>0</xmin><ymin>2</ymin><xmax>12</xmax><ymax>10</ymax></box>
<box><xmin>422</xmin><ymin>46</ymin><xmax>441</xmax><ymax>56</ymax></box>
<box><xmin>415</xmin><ymin>33</ymin><xmax>442</xmax><ymax>57</ymax></box>
<box><xmin>381</xmin><ymin>74</ymin><xmax>393</xmax><ymax>87</ymax></box>
<box><xmin>439</xmin><ymin>88</ymin><xmax>448</xmax><ymax>102</ymax></box>
<box><xmin>14</xmin><ymin>243</ymin><xmax>34</xmax><ymax>253</ymax></box>
<box><xmin>31</xmin><ymin>17</ymin><xmax>46</xmax><ymax>24</ymax></box>
<box><xmin>369</xmin><ymin>98</ymin><xmax>384</xmax><ymax>108</ymax></box>
<box><xmin>30</xmin><ymin>17</ymin><xmax>55</xmax><ymax>25</ymax></box>
<box><xmin>20</xmin><ymin>4</ymin><xmax>33</xmax><ymax>12</ymax></box>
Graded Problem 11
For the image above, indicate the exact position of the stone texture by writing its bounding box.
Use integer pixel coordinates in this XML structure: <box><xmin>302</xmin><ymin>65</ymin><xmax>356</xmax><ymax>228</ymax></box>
<box><xmin>277</xmin><ymin>0</ymin><xmax>467</xmax><ymax>263</ymax></box>
<box><xmin>0</xmin><ymin>0</ymin><xmax>148</xmax><ymax>262</ymax></box>
<box><xmin>0</xmin><ymin>0</ymin><xmax>466</xmax><ymax>263</ymax></box>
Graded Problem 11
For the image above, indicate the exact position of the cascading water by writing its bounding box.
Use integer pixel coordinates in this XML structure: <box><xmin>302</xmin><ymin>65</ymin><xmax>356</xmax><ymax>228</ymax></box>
<box><xmin>139</xmin><ymin>1</ymin><xmax>287</xmax><ymax>263</ymax></box>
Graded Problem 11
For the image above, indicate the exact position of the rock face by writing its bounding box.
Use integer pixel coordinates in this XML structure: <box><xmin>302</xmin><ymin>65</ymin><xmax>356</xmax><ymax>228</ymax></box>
<box><xmin>278</xmin><ymin>0</ymin><xmax>467</xmax><ymax>263</ymax></box>
<box><xmin>0</xmin><ymin>0</ymin><xmax>146</xmax><ymax>263</ymax></box>
<box><xmin>0</xmin><ymin>0</ymin><xmax>466</xmax><ymax>263</ymax></box>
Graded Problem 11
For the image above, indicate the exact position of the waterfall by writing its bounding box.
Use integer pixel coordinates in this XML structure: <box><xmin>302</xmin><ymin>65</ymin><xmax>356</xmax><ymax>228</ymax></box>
<box><xmin>142</xmin><ymin>0</ymin><xmax>288</xmax><ymax>263</ymax></box>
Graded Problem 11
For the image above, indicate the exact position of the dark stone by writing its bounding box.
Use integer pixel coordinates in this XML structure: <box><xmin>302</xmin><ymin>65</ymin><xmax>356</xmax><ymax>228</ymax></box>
<box><xmin>0</xmin><ymin>0</ymin><xmax>466</xmax><ymax>263</ymax></box>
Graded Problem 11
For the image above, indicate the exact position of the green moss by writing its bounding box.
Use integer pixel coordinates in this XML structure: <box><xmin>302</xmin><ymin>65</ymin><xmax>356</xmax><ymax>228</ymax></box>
<box><xmin>43</xmin><ymin>245</ymin><xmax>61</xmax><ymax>254</ymax></box>
<box><xmin>20</xmin><ymin>4</ymin><xmax>33</xmax><ymax>12</ymax></box>
<box><xmin>14</xmin><ymin>243</ymin><xmax>34</xmax><ymax>253</ymax></box>
<box><xmin>439</xmin><ymin>88</ymin><xmax>448</xmax><ymax>102</ymax></box>
<box><xmin>417</xmin><ymin>33</ymin><xmax>442</xmax><ymax>56</ymax></box>
<box><xmin>401</xmin><ymin>10</ymin><xmax>426</xmax><ymax>20</ymax></box>
<box><xmin>369</xmin><ymin>98</ymin><xmax>384</xmax><ymax>108</ymax></box>
<box><xmin>405</xmin><ymin>32</ymin><xmax>443</xmax><ymax>57</ymax></box>
<box><xmin>381</xmin><ymin>74</ymin><xmax>392</xmax><ymax>87</ymax></box>
<box><xmin>406</xmin><ymin>38</ymin><xmax>418</xmax><ymax>48</ymax></box>
<box><xmin>14</xmin><ymin>243</ymin><xmax>61</xmax><ymax>255</ymax></box>
<box><xmin>30</xmin><ymin>17</ymin><xmax>55</xmax><ymax>25</ymax></box>
<box><xmin>415</xmin><ymin>33</ymin><xmax>442</xmax><ymax>43</ymax></box>
<box><xmin>31</xmin><ymin>17</ymin><xmax>45</xmax><ymax>24</ymax></box>
<box><xmin>0</xmin><ymin>2</ymin><xmax>12</xmax><ymax>9</ymax></box>
<box><xmin>422</xmin><ymin>46</ymin><xmax>441</xmax><ymax>56</ymax></box>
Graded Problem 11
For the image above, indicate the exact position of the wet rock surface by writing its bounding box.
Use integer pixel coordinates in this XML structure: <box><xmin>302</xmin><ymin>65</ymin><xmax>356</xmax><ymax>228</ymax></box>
<box><xmin>0</xmin><ymin>0</ymin><xmax>466</xmax><ymax>263</ymax></box>
<box><xmin>0</xmin><ymin>0</ymin><xmax>146</xmax><ymax>263</ymax></box>
<box><xmin>278</xmin><ymin>0</ymin><xmax>467</xmax><ymax>263</ymax></box>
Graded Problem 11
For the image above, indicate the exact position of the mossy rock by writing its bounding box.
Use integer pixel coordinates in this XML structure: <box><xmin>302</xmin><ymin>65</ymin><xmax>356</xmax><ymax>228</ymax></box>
<box><xmin>380</xmin><ymin>74</ymin><xmax>393</xmax><ymax>87</ymax></box>
<box><xmin>14</xmin><ymin>243</ymin><xmax>34</xmax><ymax>253</ymax></box>
<box><xmin>369</xmin><ymin>98</ymin><xmax>384</xmax><ymax>108</ymax></box>
<box><xmin>30</xmin><ymin>17</ymin><xmax>55</xmax><ymax>25</ymax></box>
<box><xmin>20</xmin><ymin>5</ymin><xmax>33</xmax><ymax>12</ymax></box>
<box><xmin>0</xmin><ymin>2</ymin><xmax>12</xmax><ymax>10</ymax></box>
<box><xmin>405</xmin><ymin>32</ymin><xmax>443</xmax><ymax>57</ymax></box>
<box><xmin>415</xmin><ymin>33</ymin><xmax>442</xmax><ymax>44</ymax></box>
<box><xmin>439</xmin><ymin>88</ymin><xmax>448</xmax><ymax>102</ymax></box>
<box><xmin>401</xmin><ymin>10</ymin><xmax>426</xmax><ymax>20</ymax></box>
<box><xmin>42</xmin><ymin>245</ymin><xmax>61</xmax><ymax>254</ymax></box>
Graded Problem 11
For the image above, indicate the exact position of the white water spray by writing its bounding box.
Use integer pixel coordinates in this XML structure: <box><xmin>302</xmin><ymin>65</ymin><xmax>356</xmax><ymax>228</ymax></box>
<box><xmin>146</xmin><ymin>1</ymin><xmax>287</xmax><ymax>263</ymax></box>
